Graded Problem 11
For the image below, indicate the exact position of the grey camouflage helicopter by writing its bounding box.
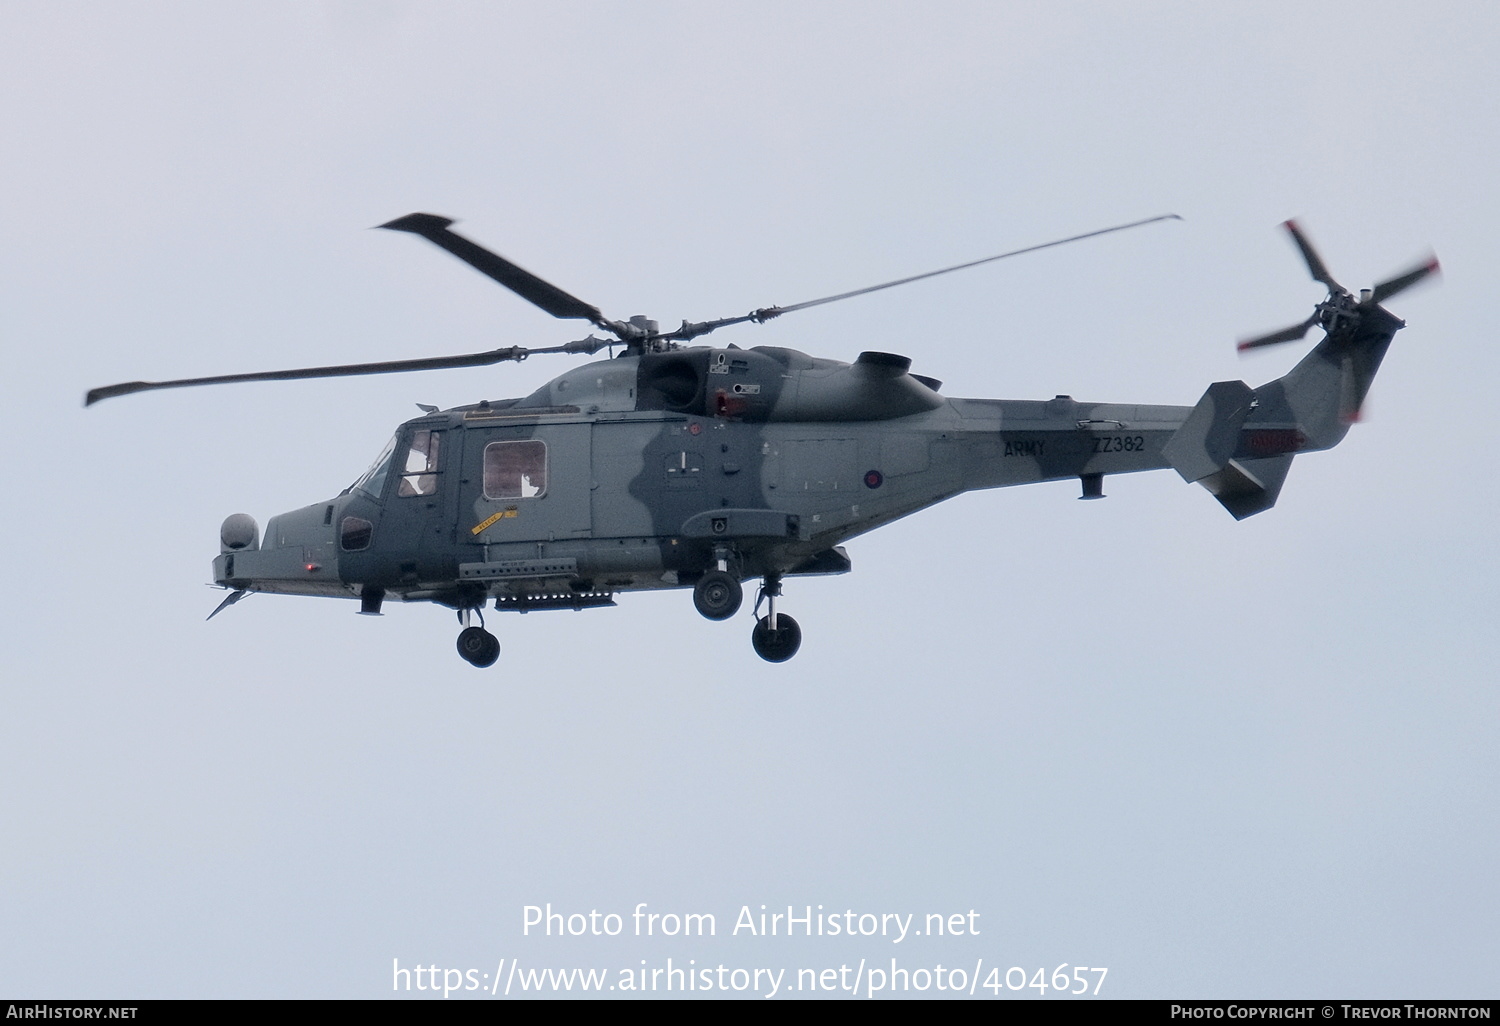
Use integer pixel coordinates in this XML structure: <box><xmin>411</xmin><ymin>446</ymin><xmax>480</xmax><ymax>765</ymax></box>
<box><xmin>86</xmin><ymin>215</ymin><xmax>1437</xmax><ymax>665</ymax></box>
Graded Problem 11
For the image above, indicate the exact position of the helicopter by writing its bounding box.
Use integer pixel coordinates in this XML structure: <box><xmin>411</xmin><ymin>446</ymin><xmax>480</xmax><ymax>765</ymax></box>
<box><xmin>85</xmin><ymin>214</ymin><xmax>1438</xmax><ymax>665</ymax></box>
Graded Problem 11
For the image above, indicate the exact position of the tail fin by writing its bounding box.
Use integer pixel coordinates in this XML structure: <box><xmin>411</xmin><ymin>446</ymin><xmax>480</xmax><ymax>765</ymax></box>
<box><xmin>1254</xmin><ymin>303</ymin><xmax>1403</xmax><ymax>449</ymax></box>
<box><xmin>1164</xmin><ymin>304</ymin><xmax>1403</xmax><ymax>519</ymax></box>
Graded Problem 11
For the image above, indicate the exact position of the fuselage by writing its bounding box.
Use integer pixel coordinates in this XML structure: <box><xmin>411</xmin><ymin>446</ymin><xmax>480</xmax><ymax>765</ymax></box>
<box><xmin>212</xmin><ymin>343</ymin><xmax>1208</xmax><ymax>610</ymax></box>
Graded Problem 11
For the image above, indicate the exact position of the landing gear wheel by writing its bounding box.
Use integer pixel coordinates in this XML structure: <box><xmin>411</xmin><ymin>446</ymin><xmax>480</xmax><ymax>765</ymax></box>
<box><xmin>751</xmin><ymin>614</ymin><xmax>802</xmax><ymax>663</ymax></box>
<box><xmin>693</xmin><ymin>571</ymin><xmax>743</xmax><ymax>620</ymax></box>
<box><xmin>456</xmin><ymin>626</ymin><xmax>500</xmax><ymax>668</ymax></box>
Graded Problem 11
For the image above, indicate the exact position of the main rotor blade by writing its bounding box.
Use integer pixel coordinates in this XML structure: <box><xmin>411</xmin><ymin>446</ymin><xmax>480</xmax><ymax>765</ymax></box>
<box><xmin>83</xmin><ymin>343</ymin><xmax>604</xmax><ymax>406</ymax></box>
<box><xmin>1369</xmin><ymin>255</ymin><xmax>1440</xmax><ymax>304</ymax></box>
<box><xmin>379</xmin><ymin>213</ymin><xmax>610</xmax><ymax>328</ymax></box>
<box><xmin>761</xmin><ymin>214</ymin><xmax>1183</xmax><ymax>319</ymax></box>
<box><xmin>1237</xmin><ymin>312</ymin><xmax>1320</xmax><ymax>352</ymax></box>
<box><xmin>1282</xmin><ymin>219</ymin><xmax>1344</xmax><ymax>293</ymax></box>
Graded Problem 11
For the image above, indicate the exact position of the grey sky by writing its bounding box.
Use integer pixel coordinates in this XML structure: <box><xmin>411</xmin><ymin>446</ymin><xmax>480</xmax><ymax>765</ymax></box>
<box><xmin>2</xmin><ymin>0</ymin><xmax>1495</xmax><ymax>999</ymax></box>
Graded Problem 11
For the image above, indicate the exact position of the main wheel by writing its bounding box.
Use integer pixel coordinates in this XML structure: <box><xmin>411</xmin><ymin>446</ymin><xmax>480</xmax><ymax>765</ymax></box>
<box><xmin>692</xmin><ymin>571</ymin><xmax>743</xmax><ymax>621</ymax></box>
<box><xmin>751</xmin><ymin>613</ymin><xmax>802</xmax><ymax>663</ymax></box>
<box><xmin>457</xmin><ymin>626</ymin><xmax>501</xmax><ymax>668</ymax></box>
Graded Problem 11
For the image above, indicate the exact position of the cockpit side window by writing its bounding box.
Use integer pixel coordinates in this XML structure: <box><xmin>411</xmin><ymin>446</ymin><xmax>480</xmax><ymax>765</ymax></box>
<box><xmin>483</xmin><ymin>440</ymin><xmax>547</xmax><ymax>499</ymax></box>
<box><xmin>397</xmin><ymin>430</ymin><xmax>442</xmax><ymax>497</ymax></box>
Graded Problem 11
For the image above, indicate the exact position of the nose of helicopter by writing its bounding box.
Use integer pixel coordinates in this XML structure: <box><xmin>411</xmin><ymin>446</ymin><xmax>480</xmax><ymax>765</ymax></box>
<box><xmin>212</xmin><ymin>500</ymin><xmax>346</xmax><ymax>596</ymax></box>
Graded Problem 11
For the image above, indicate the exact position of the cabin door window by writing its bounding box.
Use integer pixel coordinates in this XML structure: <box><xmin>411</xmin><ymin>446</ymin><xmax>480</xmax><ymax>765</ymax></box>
<box><xmin>483</xmin><ymin>439</ymin><xmax>548</xmax><ymax>500</ymax></box>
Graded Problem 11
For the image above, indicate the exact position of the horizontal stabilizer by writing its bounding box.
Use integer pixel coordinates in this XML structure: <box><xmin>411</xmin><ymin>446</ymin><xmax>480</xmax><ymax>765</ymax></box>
<box><xmin>787</xmin><ymin>546</ymin><xmax>853</xmax><ymax>576</ymax></box>
<box><xmin>1198</xmin><ymin>455</ymin><xmax>1294</xmax><ymax>520</ymax></box>
<box><xmin>1164</xmin><ymin>381</ymin><xmax>1296</xmax><ymax>519</ymax></box>
<box><xmin>1162</xmin><ymin>380</ymin><xmax>1256</xmax><ymax>483</ymax></box>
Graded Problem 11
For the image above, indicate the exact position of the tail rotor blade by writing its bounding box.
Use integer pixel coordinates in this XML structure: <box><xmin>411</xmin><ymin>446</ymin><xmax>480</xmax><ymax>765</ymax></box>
<box><xmin>1370</xmin><ymin>255</ymin><xmax>1440</xmax><ymax>304</ymax></box>
<box><xmin>1283</xmin><ymin>219</ymin><xmax>1344</xmax><ymax>293</ymax></box>
<box><xmin>1239</xmin><ymin>221</ymin><xmax>1437</xmax><ymax>412</ymax></box>
<box><xmin>1238</xmin><ymin>313</ymin><xmax>1320</xmax><ymax>352</ymax></box>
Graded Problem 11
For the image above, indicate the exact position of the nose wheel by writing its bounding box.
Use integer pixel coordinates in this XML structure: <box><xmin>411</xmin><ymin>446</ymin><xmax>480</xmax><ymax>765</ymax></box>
<box><xmin>455</xmin><ymin>608</ymin><xmax>500</xmax><ymax>668</ymax></box>
<box><xmin>750</xmin><ymin>575</ymin><xmax>801</xmax><ymax>662</ymax></box>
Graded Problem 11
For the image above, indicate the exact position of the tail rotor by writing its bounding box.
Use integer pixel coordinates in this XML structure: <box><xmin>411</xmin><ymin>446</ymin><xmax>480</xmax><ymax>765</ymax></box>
<box><xmin>1237</xmin><ymin>220</ymin><xmax>1439</xmax><ymax>421</ymax></box>
<box><xmin>1240</xmin><ymin>220</ymin><xmax>1439</xmax><ymax>353</ymax></box>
